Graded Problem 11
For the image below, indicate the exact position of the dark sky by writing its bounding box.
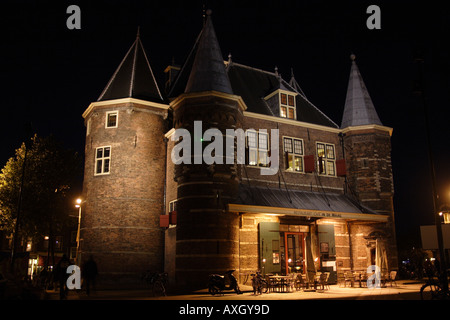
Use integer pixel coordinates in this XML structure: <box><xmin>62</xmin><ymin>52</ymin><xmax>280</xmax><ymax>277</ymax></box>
<box><xmin>1</xmin><ymin>0</ymin><xmax>449</xmax><ymax>253</ymax></box>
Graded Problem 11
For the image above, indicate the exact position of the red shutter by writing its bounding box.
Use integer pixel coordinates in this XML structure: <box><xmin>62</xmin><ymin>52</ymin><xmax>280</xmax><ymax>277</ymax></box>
<box><xmin>336</xmin><ymin>159</ymin><xmax>346</xmax><ymax>177</ymax></box>
<box><xmin>169</xmin><ymin>211</ymin><xmax>177</xmax><ymax>225</ymax></box>
<box><xmin>160</xmin><ymin>215</ymin><xmax>169</xmax><ymax>228</ymax></box>
<box><xmin>304</xmin><ymin>155</ymin><xmax>315</xmax><ymax>173</ymax></box>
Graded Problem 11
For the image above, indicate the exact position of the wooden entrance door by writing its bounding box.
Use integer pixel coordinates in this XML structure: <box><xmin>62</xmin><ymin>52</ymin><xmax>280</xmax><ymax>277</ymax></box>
<box><xmin>283</xmin><ymin>232</ymin><xmax>305</xmax><ymax>274</ymax></box>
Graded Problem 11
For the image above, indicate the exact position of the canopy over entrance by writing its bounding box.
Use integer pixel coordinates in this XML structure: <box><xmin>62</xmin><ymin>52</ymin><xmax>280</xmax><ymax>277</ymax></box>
<box><xmin>229</xmin><ymin>184</ymin><xmax>388</xmax><ymax>222</ymax></box>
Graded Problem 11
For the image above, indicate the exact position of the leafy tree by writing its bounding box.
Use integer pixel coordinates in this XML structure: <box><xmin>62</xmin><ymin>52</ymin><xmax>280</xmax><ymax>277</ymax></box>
<box><xmin>0</xmin><ymin>134</ymin><xmax>83</xmax><ymax>252</ymax></box>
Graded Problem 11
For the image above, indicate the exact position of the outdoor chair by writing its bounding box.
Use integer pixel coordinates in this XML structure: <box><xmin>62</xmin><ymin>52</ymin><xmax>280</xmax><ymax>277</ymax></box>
<box><xmin>388</xmin><ymin>271</ymin><xmax>398</xmax><ymax>287</ymax></box>
<box><xmin>337</xmin><ymin>272</ymin><xmax>346</xmax><ymax>287</ymax></box>
<box><xmin>344</xmin><ymin>271</ymin><xmax>356</xmax><ymax>287</ymax></box>
<box><xmin>295</xmin><ymin>273</ymin><xmax>308</xmax><ymax>291</ymax></box>
<box><xmin>319</xmin><ymin>272</ymin><xmax>330</xmax><ymax>290</ymax></box>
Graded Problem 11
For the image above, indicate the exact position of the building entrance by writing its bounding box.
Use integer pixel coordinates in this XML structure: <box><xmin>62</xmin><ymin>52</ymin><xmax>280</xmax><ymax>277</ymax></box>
<box><xmin>281</xmin><ymin>232</ymin><xmax>305</xmax><ymax>274</ymax></box>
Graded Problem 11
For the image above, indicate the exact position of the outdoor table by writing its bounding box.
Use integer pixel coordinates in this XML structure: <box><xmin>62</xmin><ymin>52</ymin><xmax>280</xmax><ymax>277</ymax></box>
<box><xmin>269</xmin><ymin>276</ymin><xmax>291</xmax><ymax>292</ymax></box>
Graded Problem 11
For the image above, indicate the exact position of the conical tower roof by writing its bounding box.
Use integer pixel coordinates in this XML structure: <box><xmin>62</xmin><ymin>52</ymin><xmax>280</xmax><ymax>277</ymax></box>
<box><xmin>98</xmin><ymin>29</ymin><xmax>164</xmax><ymax>103</ymax></box>
<box><xmin>341</xmin><ymin>54</ymin><xmax>382</xmax><ymax>128</ymax></box>
<box><xmin>184</xmin><ymin>11</ymin><xmax>233</xmax><ymax>95</ymax></box>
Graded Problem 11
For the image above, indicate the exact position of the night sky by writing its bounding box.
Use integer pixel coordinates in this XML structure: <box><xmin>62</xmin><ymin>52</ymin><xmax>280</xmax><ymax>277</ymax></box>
<box><xmin>1</xmin><ymin>0</ymin><xmax>449</xmax><ymax>254</ymax></box>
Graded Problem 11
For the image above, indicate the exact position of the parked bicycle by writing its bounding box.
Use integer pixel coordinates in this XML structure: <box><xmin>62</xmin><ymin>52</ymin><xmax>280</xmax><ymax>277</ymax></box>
<box><xmin>420</xmin><ymin>268</ymin><xmax>450</xmax><ymax>300</ymax></box>
<box><xmin>142</xmin><ymin>271</ymin><xmax>168</xmax><ymax>296</ymax></box>
<box><xmin>251</xmin><ymin>270</ymin><xmax>268</xmax><ymax>294</ymax></box>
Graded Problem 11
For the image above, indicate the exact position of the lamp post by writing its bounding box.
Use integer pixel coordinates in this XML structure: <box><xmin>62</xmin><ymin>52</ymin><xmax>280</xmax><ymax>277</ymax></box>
<box><xmin>415</xmin><ymin>56</ymin><xmax>448</xmax><ymax>293</ymax></box>
<box><xmin>75</xmin><ymin>198</ymin><xmax>83</xmax><ymax>266</ymax></box>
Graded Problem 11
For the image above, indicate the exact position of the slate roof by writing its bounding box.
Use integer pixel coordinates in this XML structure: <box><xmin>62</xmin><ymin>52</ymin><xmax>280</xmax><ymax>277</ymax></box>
<box><xmin>184</xmin><ymin>13</ymin><xmax>233</xmax><ymax>95</ymax></box>
<box><xmin>167</xmin><ymin>13</ymin><xmax>338</xmax><ymax>128</ymax></box>
<box><xmin>227</xmin><ymin>63</ymin><xmax>338</xmax><ymax>128</ymax></box>
<box><xmin>97</xmin><ymin>31</ymin><xmax>164</xmax><ymax>104</ymax></box>
<box><xmin>341</xmin><ymin>55</ymin><xmax>382</xmax><ymax>128</ymax></box>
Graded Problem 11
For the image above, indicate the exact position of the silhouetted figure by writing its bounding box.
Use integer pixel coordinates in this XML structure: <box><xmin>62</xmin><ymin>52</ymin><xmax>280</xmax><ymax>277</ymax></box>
<box><xmin>55</xmin><ymin>254</ymin><xmax>70</xmax><ymax>299</ymax></box>
<box><xmin>83</xmin><ymin>256</ymin><xmax>98</xmax><ymax>296</ymax></box>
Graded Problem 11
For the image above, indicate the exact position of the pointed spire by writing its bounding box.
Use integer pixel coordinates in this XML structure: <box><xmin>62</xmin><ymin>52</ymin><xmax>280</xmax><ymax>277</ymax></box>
<box><xmin>341</xmin><ymin>54</ymin><xmax>382</xmax><ymax>128</ymax></box>
<box><xmin>184</xmin><ymin>10</ymin><xmax>233</xmax><ymax>95</ymax></box>
<box><xmin>97</xmin><ymin>29</ymin><xmax>164</xmax><ymax>103</ymax></box>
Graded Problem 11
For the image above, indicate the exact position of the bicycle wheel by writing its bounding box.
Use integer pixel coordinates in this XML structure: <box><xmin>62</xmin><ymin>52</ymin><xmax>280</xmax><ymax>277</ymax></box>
<box><xmin>208</xmin><ymin>285</ymin><xmax>219</xmax><ymax>296</ymax></box>
<box><xmin>420</xmin><ymin>283</ymin><xmax>442</xmax><ymax>300</ymax></box>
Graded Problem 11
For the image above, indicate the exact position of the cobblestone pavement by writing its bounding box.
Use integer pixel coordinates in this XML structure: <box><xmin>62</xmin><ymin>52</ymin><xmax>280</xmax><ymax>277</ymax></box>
<box><xmin>47</xmin><ymin>280</ymin><xmax>424</xmax><ymax>300</ymax></box>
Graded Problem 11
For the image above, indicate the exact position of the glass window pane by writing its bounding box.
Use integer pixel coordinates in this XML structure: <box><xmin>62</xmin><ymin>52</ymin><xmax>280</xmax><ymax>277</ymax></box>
<box><xmin>258</xmin><ymin>133</ymin><xmax>268</xmax><ymax>151</ymax></box>
<box><xmin>104</xmin><ymin>147</ymin><xmax>111</xmax><ymax>158</ymax></box>
<box><xmin>283</xmin><ymin>138</ymin><xmax>293</xmax><ymax>153</ymax></box>
<box><xmin>288</xmin><ymin>154</ymin><xmax>294</xmax><ymax>170</ymax></box>
<box><xmin>96</xmin><ymin>148</ymin><xmax>103</xmax><ymax>159</ymax></box>
<box><xmin>96</xmin><ymin>160</ymin><xmax>103</xmax><ymax>174</ymax></box>
<box><xmin>280</xmin><ymin>93</ymin><xmax>287</xmax><ymax>105</ymax></box>
<box><xmin>259</xmin><ymin>151</ymin><xmax>268</xmax><ymax>166</ymax></box>
<box><xmin>327</xmin><ymin>160</ymin><xmax>335</xmax><ymax>176</ymax></box>
<box><xmin>288</xmin><ymin>95</ymin><xmax>294</xmax><ymax>106</ymax></box>
<box><xmin>288</xmin><ymin>107</ymin><xmax>295</xmax><ymax>119</ymax></box>
<box><xmin>326</xmin><ymin>145</ymin><xmax>335</xmax><ymax>159</ymax></box>
<box><xmin>317</xmin><ymin>143</ymin><xmax>325</xmax><ymax>157</ymax></box>
<box><xmin>107</xmin><ymin>113</ymin><xmax>117</xmax><ymax>127</ymax></box>
<box><xmin>104</xmin><ymin>159</ymin><xmax>110</xmax><ymax>173</ymax></box>
<box><xmin>294</xmin><ymin>156</ymin><xmax>303</xmax><ymax>172</ymax></box>
<box><xmin>280</xmin><ymin>106</ymin><xmax>287</xmax><ymax>118</ymax></box>
<box><xmin>247</xmin><ymin>131</ymin><xmax>257</xmax><ymax>148</ymax></box>
<box><xmin>249</xmin><ymin>149</ymin><xmax>257</xmax><ymax>166</ymax></box>
<box><xmin>293</xmin><ymin>139</ymin><xmax>303</xmax><ymax>155</ymax></box>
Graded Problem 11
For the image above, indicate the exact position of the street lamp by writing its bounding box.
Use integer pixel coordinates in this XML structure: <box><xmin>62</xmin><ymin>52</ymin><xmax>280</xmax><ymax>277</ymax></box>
<box><xmin>75</xmin><ymin>198</ymin><xmax>83</xmax><ymax>266</ymax></box>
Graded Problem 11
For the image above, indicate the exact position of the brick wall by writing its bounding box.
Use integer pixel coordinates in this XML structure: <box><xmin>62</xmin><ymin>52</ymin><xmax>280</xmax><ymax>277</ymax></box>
<box><xmin>80</xmin><ymin>101</ymin><xmax>167</xmax><ymax>287</ymax></box>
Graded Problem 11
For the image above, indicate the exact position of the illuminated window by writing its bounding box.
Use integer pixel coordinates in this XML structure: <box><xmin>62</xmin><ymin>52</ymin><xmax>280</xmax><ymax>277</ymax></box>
<box><xmin>247</xmin><ymin>130</ymin><xmax>269</xmax><ymax>167</ymax></box>
<box><xmin>316</xmin><ymin>142</ymin><xmax>335</xmax><ymax>176</ymax></box>
<box><xmin>95</xmin><ymin>146</ymin><xmax>111</xmax><ymax>175</ymax></box>
<box><xmin>283</xmin><ymin>137</ymin><xmax>304</xmax><ymax>172</ymax></box>
<box><xmin>106</xmin><ymin>111</ymin><xmax>118</xmax><ymax>128</ymax></box>
<box><xmin>280</xmin><ymin>93</ymin><xmax>296</xmax><ymax>119</ymax></box>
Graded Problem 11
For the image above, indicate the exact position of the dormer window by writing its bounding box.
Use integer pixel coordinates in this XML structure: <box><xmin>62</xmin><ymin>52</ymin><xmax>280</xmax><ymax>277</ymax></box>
<box><xmin>280</xmin><ymin>93</ymin><xmax>296</xmax><ymax>119</ymax></box>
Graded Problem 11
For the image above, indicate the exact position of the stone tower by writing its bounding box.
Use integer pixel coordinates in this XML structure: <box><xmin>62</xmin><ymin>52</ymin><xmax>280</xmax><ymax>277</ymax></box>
<box><xmin>341</xmin><ymin>54</ymin><xmax>398</xmax><ymax>270</ymax></box>
<box><xmin>80</xmin><ymin>31</ymin><xmax>169</xmax><ymax>287</ymax></box>
<box><xmin>169</xmin><ymin>12</ymin><xmax>245</xmax><ymax>290</ymax></box>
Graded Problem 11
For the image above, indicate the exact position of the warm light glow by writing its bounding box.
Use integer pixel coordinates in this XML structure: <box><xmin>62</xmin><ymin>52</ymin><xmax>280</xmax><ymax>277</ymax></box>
<box><xmin>76</xmin><ymin>198</ymin><xmax>82</xmax><ymax>204</ymax></box>
<box><xmin>44</xmin><ymin>236</ymin><xmax>49</xmax><ymax>240</ymax></box>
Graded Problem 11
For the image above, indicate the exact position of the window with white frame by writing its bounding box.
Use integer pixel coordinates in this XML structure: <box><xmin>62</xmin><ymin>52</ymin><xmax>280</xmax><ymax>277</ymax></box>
<box><xmin>280</xmin><ymin>93</ymin><xmax>296</xmax><ymax>119</ymax></box>
<box><xmin>283</xmin><ymin>137</ymin><xmax>304</xmax><ymax>172</ymax></box>
<box><xmin>169</xmin><ymin>200</ymin><xmax>177</xmax><ymax>212</ymax></box>
<box><xmin>316</xmin><ymin>142</ymin><xmax>335</xmax><ymax>176</ymax></box>
<box><xmin>106</xmin><ymin>111</ymin><xmax>118</xmax><ymax>128</ymax></box>
<box><xmin>95</xmin><ymin>146</ymin><xmax>111</xmax><ymax>175</ymax></box>
<box><xmin>247</xmin><ymin>130</ymin><xmax>269</xmax><ymax>167</ymax></box>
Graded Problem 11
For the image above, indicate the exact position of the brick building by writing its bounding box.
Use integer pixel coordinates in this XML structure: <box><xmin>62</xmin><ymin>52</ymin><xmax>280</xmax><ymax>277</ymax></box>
<box><xmin>79</xmin><ymin>13</ymin><xmax>397</xmax><ymax>289</ymax></box>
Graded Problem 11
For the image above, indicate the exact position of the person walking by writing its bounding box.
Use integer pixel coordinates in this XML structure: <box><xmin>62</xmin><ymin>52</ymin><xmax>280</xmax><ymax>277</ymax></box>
<box><xmin>83</xmin><ymin>255</ymin><xmax>98</xmax><ymax>296</ymax></box>
<box><xmin>55</xmin><ymin>254</ymin><xmax>70</xmax><ymax>299</ymax></box>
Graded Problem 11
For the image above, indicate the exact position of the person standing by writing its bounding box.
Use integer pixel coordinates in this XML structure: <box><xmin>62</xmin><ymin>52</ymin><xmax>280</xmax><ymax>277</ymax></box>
<box><xmin>83</xmin><ymin>255</ymin><xmax>98</xmax><ymax>296</ymax></box>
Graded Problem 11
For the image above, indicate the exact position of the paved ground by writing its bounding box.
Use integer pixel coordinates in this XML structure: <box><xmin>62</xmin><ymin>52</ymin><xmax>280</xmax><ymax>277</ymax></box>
<box><xmin>46</xmin><ymin>280</ymin><xmax>424</xmax><ymax>300</ymax></box>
